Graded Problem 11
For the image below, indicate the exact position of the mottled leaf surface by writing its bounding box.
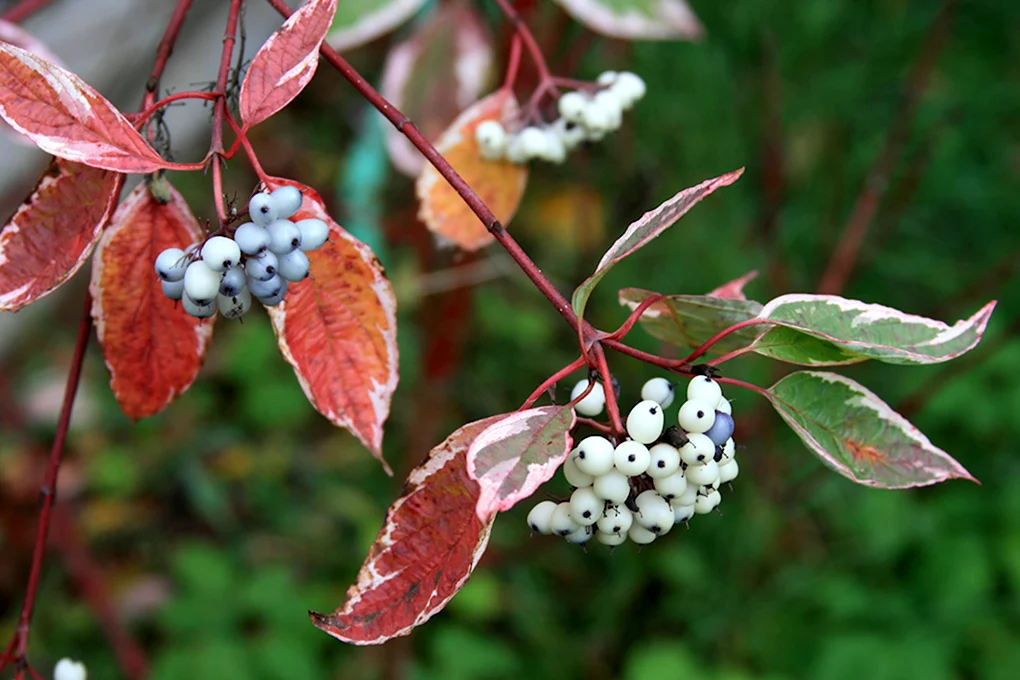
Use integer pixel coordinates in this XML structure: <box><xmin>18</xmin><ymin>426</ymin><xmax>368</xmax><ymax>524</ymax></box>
<box><xmin>0</xmin><ymin>19</ymin><xmax>64</xmax><ymax>145</ymax></box>
<box><xmin>264</xmin><ymin>178</ymin><xmax>398</xmax><ymax>469</ymax></box>
<box><xmin>0</xmin><ymin>159</ymin><xmax>122</xmax><ymax>311</ymax></box>
<box><xmin>767</xmin><ymin>371</ymin><xmax>976</xmax><ymax>488</ymax></box>
<box><xmin>467</xmin><ymin>405</ymin><xmax>576</xmax><ymax>518</ymax></box>
<box><xmin>619</xmin><ymin>288</ymin><xmax>763</xmax><ymax>354</ymax></box>
<box><xmin>380</xmin><ymin>2</ymin><xmax>492</xmax><ymax>176</ymax></box>
<box><xmin>415</xmin><ymin>89</ymin><xmax>527</xmax><ymax>251</ymax></box>
<box><xmin>553</xmin><ymin>0</ymin><xmax>703</xmax><ymax>40</ymax></box>
<box><xmin>573</xmin><ymin>169</ymin><xmax>743</xmax><ymax>318</ymax></box>
<box><xmin>756</xmin><ymin>294</ymin><xmax>996</xmax><ymax>365</ymax></box>
<box><xmin>240</xmin><ymin>0</ymin><xmax>338</xmax><ymax>127</ymax></box>
<box><xmin>312</xmin><ymin>415</ymin><xmax>502</xmax><ymax>645</ymax></box>
<box><xmin>327</xmin><ymin>0</ymin><xmax>427</xmax><ymax>52</ymax></box>
<box><xmin>89</xmin><ymin>179</ymin><xmax>213</xmax><ymax>419</ymax></box>
<box><xmin>0</xmin><ymin>43</ymin><xmax>171</xmax><ymax>172</ymax></box>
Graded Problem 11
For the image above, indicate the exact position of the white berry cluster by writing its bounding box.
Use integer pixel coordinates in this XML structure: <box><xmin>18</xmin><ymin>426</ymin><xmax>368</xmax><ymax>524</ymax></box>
<box><xmin>153</xmin><ymin>187</ymin><xmax>330</xmax><ymax>319</ymax></box>
<box><xmin>528</xmin><ymin>375</ymin><xmax>739</xmax><ymax>547</ymax></box>
<box><xmin>54</xmin><ymin>658</ymin><xmax>87</xmax><ymax>680</ymax></box>
<box><xmin>475</xmin><ymin>71</ymin><xmax>646</xmax><ymax>165</ymax></box>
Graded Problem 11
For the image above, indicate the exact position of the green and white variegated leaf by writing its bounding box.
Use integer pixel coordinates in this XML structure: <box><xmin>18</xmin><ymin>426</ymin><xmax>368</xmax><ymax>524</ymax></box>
<box><xmin>767</xmin><ymin>371</ymin><xmax>976</xmax><ymax>488</ymax></box>
<box><xmin>552</xmin><ymin>0</ymin><xmax>703</xmax><ymax>40</ymax></box>
<box><xmin>619</xmin><ymin>288</ymin><xmax>763</xmax><ymax>354</ymax></box>
<box><xmin>467</xmin><ymin>405</ymin><xmax>576</xmax><ymax>519</ymax></box>
<box><xmin>327</xmin><ymin>0</ymin><xmax>428</xmax><ymax>52</ymax></box>
<box><xmin>752</xmin><ymin>326</ymin><xmax>866</xmax><ymax>366</ymax></box>
<box><xmin>573</xmin><ymin>169</ymin><xmax>743</xmax><ymax>319</ymax></box>
<box><xmin>754</xmin><ymin>294</ymin><xmax>996</xmax><ymax>365</ymax></box>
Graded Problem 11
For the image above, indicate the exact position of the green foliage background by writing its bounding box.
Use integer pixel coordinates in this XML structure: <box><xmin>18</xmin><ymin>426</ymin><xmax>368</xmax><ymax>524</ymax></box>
<box><xmin>2</xmin><ymin>1</ymin><xmax>1019</xmax><ymax>678</ymax></box>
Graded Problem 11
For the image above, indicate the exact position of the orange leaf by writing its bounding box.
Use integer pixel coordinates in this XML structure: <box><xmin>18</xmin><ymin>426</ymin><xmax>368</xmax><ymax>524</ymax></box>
<box><xmin>89</xmin><ymin>179</ymin><xmax>213</xmax><ymax>419</ymax></box>
<box><xmin>264</xmin><ymin>179</ymin><xmax>398</xmax><ymax>470</ymax></box>
<box><xmin>415</xmin><ymin>89</ymin><xmax>528</xmax><ymax>251</ymax></box>
<box><xmin>0</xmin><ymin>158</ymin><xmax>122</xmax><ymax>312</ymax></box>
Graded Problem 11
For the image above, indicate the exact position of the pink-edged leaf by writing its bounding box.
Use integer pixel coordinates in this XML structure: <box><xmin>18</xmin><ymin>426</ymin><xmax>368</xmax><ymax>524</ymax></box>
<box><xmin>89</xmin><ymin>178</ymin><xmax>214</xmax><ymax>419</ymax></box>
<box><xmin>380</xmin><ymin>2</ymin><xmax>493</xmax><ymax>176</ymax></box>
<box><xmin>708</xmin><ymin>270</ymin><xmax>758</xmax><ymax>300</ymax></box>
<box><xmin>415</xmin><ymin>89</ymin><xmax>528</xmax><ymax>251</ymax></box>
<box><xmin>0</xmin><ymin>19</ymin><xmax>64</xmax><ymax>146</ymax></box>
<box><xmin>0</xmin><ymin>43</ymin><xmax>171</xmax><ymax>172</ymax></box>
<box><xmin>619</xmin><ymin>287</ymin><xmax>763</xmax><ymax>354</ymax></box>
<box><xmin>754</xmin><ymin>294</ymin><xmax>997</xmax><ymax>365</ymax></box>
<box><xmin>767</xmin><ymin>371</ymin><xmax>976</xmax><ymax>488</ymax></box>
<box><xmin>312</xmin><ymin>415</ymin><xmax>502</xmax><ymax>645</ymax></box>
<box><xmin>327</xmin><ymin>0</ymin><xmax>428</xmax><ymax>53</ymax></box>
<box><xmin>0</xmin><ymin>158</ymin><xmax>122</xmax><ymax>311</ymax></box>
<box><xmin>467</xmin><ymin>405</ymin><xmax>576</xmax><ymax>519</ymax></box>
<box><xmin>263</xmin><ymin>178</ymin><xmax>398</xmax><ymax>471</ymax></box>
<box><xmin>552</xmin><ymin>0</ymin><xmax>703</xmax><ymax>41</ymax></box>
<box><xmin>572</xmin><ymin>168</ymin><xmax>743</xmax><ymax>317</ymax></box>
<box><xmin>240</xmin><ymin>0</ymin><xmax>338</xmax><ymax>127</ymax></box>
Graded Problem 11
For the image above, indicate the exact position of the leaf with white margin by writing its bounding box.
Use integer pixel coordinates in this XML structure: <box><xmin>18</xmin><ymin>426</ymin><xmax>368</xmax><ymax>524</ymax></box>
<box><xmin>467</xmin><ymin>405</ymin><xmax>576</xmax><ymax>519</ymax></box>
<box><xmin>767</xmin><ymin>371</ymin><xmax>976</xmax><ymax>488</ymax></box>
<box><xmin>327</xmin><ymin>0</ymin><xmax>427</xmax><ymax>53</ymax></box>
<box><xmin>552</xmin><ymin>0</ymin><xmax>703</xmax><ymax>41</ymax></box>
<box><xmin>573</xmin><ymin>169</ymin><xmax>743</xmax><ymax>318</ymax></box>
<box><xmin>707</xmin><ymin>269</ymin><xmax>758</xmax><ymax>301</ymax></box>
<box><xmin>755</xmin><ymin>294</ymin><xmax>996</xmax><ymax>365</ymax></box>
<box><xmin>312</xmin><ymin>415</ymin><xmax>502</xmax><ymax>645</ymax></box>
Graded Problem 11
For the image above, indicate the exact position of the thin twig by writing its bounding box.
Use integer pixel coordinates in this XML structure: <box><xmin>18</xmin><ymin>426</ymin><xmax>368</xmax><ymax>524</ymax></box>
<box><xmin>209</xmin><ymin>0</ymin><xmax>243</xmax><ymax>225</ymax></box>
<box><xmin>0</xmin><ymin>0</ymin><xmax>55</xmax><ymax>23</ymax></box>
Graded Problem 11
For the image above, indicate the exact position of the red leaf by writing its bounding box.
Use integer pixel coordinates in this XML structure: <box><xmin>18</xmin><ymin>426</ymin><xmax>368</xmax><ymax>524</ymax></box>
<box><xmin>0</xmin><ymin>43</ymin><xmax>172</xmax><ymax>173</ymax></box>
<box><xmin>263</xmin><ymin>179</ymin><xmax>398</xmax><ymax>470</ymax></box>
<box><xmin>0</xmin><ymin>19</ymin><xmax>64</xmax><ymax>146</ymax></box>
<box><xmin>89</xmin><ymin>178</ymin><xmax>214</xmax><ymax>419</ymax></box>
<box><xmin>0</xmin><ymin>158</ymin><xmax>122</xmax><ymax>311</ymax></box>
<box><xmin>312</xmin><ymin>416</ymin><xmax>502</xmax><ymax>645</ymax></box>
<box><xmin>380</xmin><ymin>2</ymin><xmax>493</xmax><ymax>176</ymax></box>
<box><xmin>707</xmin><ymin>270</ymin><xmax>758</xmax><ymax>300</ymax></box>
<box><xmin>240</xmin><ymin>0</ymin><xmax>338</xmax><ymax>127</ymax></box>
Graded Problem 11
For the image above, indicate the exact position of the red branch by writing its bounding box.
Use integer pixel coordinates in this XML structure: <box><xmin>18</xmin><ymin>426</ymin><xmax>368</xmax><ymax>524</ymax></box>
<box><xmin>0</xmin><ymin>0</ymin><xmax>55</xmax><ymax>23</ymax></box>
<box><xmin>816</xmin><ymin>0</ymin><xmax>958</xmax><ymax>295</ymax></box>
<box><xmin>209</xmin><ymin>0</ymin><xmax>243</xmax><ymax>225</ymax></box>
<box><xmin>140</xmin><ymin>0</ymin><xmax>195</xmax><ymax>110</ymax></box>
<box><xmin>520</xmin><ymin>356</ymin><xmax>586</xmax><ymax>410</ymax></box>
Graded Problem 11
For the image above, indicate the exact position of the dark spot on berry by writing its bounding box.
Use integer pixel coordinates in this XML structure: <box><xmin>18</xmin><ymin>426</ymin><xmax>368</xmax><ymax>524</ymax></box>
<box><xmin>612</xmin><ymin>525</ymin><xmax>621</xmax><ymax>532</ymax></box>
<box><xmin>697</xmin><ymin>454</ymin><xmax>705</xmax><ymax>461</ymax></box>
<box><xmin>582</xmin><ymin>510</ymin><xmax>591</xmax><ymax>518</ymax></box>
<box><xmin>291</xmin><ymin>238</ymin><xmax>300</xmax><ymax>247</ymax></box>
<box><xmin>529</xmin><ymin>523</ymin><xmax>538</xmax><ymax>531</ymax></box>
<box><xmin>651</xmin><ymin>525</ymin><xmax>661</xmax><ymax>533</ymax></box>
<box><xmin>628</xmin><ymin>454</ymin><xmax>636</xmax><ymax>462</ymax></box>
<box><xmin>259</xmin><ymin>205</ymin><xmax>270</xmax><ymax>214</ymax></box>
<box><xmin>657</xmin><ymin>460</ymin><xmax>665</xmax><ymax>468</ymax></box>
<box><xmin>649</xmin><ymin>406</ymin><xmax>658</xmax><ymax>414</ymax></box>
<box><xmin>578</xmin><ymin>450</ymin><xmax>586</xmax><ymax>459</ymax></box>
<box><xmin>714</xmin><ymin>446</ymin><xmax>723</xmax><ymax>462</ymax></box>
<box><xmin>697</xmin><ymin>410</ymin><xmax>705</xmax><ymax>418</ymax></box>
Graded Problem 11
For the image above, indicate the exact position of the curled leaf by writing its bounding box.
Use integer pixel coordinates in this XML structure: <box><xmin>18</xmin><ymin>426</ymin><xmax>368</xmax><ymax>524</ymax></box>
<box><xmin>707</xmin><ymin>270</ymin><xmax>758</xmax><ymax>300</ymax></box>
<box><xmin>0</xmin><ymin>43</ymin><xmax>171</xmax><ymax>172</ymax></box>
<box><xmin>415</xmin><ymin>89</ymin><xmax>528</xmax><ymax>251</ymax></box>
<box><xmin>312</xmin><ymin>415</ymin><xmax>502</xmax><ymax>645</ymax></box>
<box><xmin>89</xmin><ymin>179</ymin><xmax>213</xmax><ymax>419</ymax></box>
<box><xmin>240</xmin><ymin>0</ymin><xmax>338</xmax><ymax>127</ymax></box>
<box><xmin>467</xmin><ymin>405</ymin><xmax>576</xmax><ymax>519</ymax></box>
<box><xmin>0</xmin><ymin>159</ymin><xmax>122</xmax><ymax>311</ymax></box>
<box><xmin>552</xmin><ymin>0</ymin><xmax>703</xmax><ymax>41</ymax></box>
<box><xmin>327</xmin><ymin>0</ymin><xmax>427</xmax><ymax>52</ymax></box>
<box><xmin>264</xmin><ymin>179</ymin><xmax>398</xmax><ymax>470</ymax></box>
<box><xmin>767</xmin><ymin>371</ymin><xmax>976</xmax><ymax>488</ymax></box>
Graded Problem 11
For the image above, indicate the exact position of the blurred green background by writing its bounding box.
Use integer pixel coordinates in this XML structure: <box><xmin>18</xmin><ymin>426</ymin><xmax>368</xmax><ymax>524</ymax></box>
<box><xmin>2</xmin><ymin>0</ymin><xmax>1019</xmax><ymax>678</ymax></box>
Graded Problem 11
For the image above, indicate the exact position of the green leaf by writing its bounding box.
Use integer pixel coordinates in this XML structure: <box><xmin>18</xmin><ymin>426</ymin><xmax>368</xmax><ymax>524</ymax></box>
<box><xmin>552</xmin><ymin>0</ymin><xmax>703</xmax><ymax>41</ymax></box>
<box><xmin>572</xmin><ymin>169</ymin><xmax>743</xmax><ymax>319</ymax></box>
<box><xmin>327</xmin><ymin>0</ymin><xmax>428</xmax><ymax>53</ymax></box>
<box><xmin>755</xmin><ymin>294</ymin><xmax>996</xmax><ymax>365</ymax></box>
<box><xmin>767</xmin><ymin>371</ymin><xmax>976</xmax><ymax>488</ymax></box>
<box><xmin>619</xmin><ymin>287</ymin><xmax>762</xmax><ymax>354</ymax></box>
<box><xmin>752</xmin><ymin>326</ymin><xmax>866</xmax><ymax>366</ymax></box>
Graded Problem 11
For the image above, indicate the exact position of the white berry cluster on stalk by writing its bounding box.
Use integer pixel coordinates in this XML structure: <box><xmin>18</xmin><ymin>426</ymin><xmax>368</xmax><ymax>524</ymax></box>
<box><xmin>528</xmin><ymin>375</ymin><xmax>739</xmax><ymax>547</ymax></box>
<box><xmin>54</xmin><ymin>658</ymin><xmax>87</xmax><ymax>680</ymax></box>
<box><xmin>153</xmin><ymin>187</ymin><xmax>330</xmax><ymax>319</ymax></box>
<box><xmin>475</xmin><ymin>71</ymin><xmax>646</xmax><ymax>165</ymax></box>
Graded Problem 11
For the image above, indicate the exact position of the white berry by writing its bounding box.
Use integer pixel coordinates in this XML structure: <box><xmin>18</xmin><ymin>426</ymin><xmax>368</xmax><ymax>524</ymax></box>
<box><xmin>216</xmin><ymin>288</ymin><xmax>251</xmax><ymax>319</ymax></box>
<box><xmin>570</xmin><ymin>379</ymin><xmax>606</xmax><ymax>417</ymax></box>
<box><xmin>504</xmin><ymin>134</ymin><xmax>528</xmax><ymax>164</ymax></box>
<box><xmin>574</xmin><ymin>435</ymin><xmax>615</xmax><ymax>476</ymax></box>
<box><xmin>628</xmin><ymin>523</ymin><xmax>658</xmax><ymax>545</ymax></box>
<box><xmin>527</xmin><ymin>500</ymin><xmax>558</xmax><ymax>534</ymax></box>
<box><xmin>694</xmin><ymin>489</ymin><xmax>722</xmax><ymax>514</ymax></box>
<box><xmin>248</xmin><ymin>192</ymin><xmax>277</xmax><ymax>227</ymax></box>
<box><xmin>635</xmin><ymin>490</ymin><xmax>674</xmax><ymax>534</ymax></box>
<box><xmin>596</xmin><ymin>504</ymin><xmax>633</xmax><ymax>535</ymax></box>
<box><xmin>647</xmin><ymin>443</ymin><xmax>681</xmax><ymax>479</ymax></box>
<box><xmin>182</xmin><ymin>260</ymin><xmax>220</xmax><ymax>305</ymax></box>
<box><xmin>652</xmin><ymin>470</ymin><xmax>688</xmax><ymax>501</ymax></box>
<box><xmin>270</xmin><ymin>185</ymin><xmax>303</xmax><ymax>219</ymax></box>
<box><xmin>675</xmin><ymin>483</ymin><xmax>699</xmax><ymax>506</ymax></box>
<box><xmin>564</xmin><ymin>525</ymin><xmax>593</xmax><ymax>544</ymax></box>
<box><xmin>719</xmin><ymin>437</ymin><xmax>736</xmax><ymax>464</ymax></box>
<box><xmin>182</xmin><ymin>293</ymin><xmax>215</xmax><ymax>318</ymax></box>
<box><xmin>54</xmin><ymin>658</ymin><xmax>87</xmax><ymax>680</ymax></box>
<box><xmin>718</xmin><ymin>459</ymin><xmax>739</xmax><ymax>484</ymax></box>
<box><xmin>687</xmin><ymin>375</ymin><xmax>724</xmax><ymax>403</ymax></box>
<box><xmin>296</xmin><ymin>218</ymin><xmax>329</xmax><ymax>251</ymax></box>
<box><xmin>685</xmin><ymin>459</ymin><xmax>720</xmax><ymax>487</ymax></box>
<box><xmin>671</xmin><ymin>500</ymin><xmax>695</xmax><ymax>524</ymax></box>
<box><xmin>256</xmin><ymin>281</ymin><xmax>288</xmax><ymax>307</ymax></box>
<box><xmin>613</xmin><ymin>440</ymin><xmax>650</xmax><ymax>476</ymax></box>
<box><xmin>612</xmin><ymin>71</ymin><xmax>646</xmax><ymax>108</ymax></box>
<box><xmin>538</xmin><ymin>127</ymin><xmax>567</xmax><ymax>163</ymax></box>
<box><xmin>596</xmin><ymin>530</ymin><xmax>627</xmax><ymax>546</ymax></box>
<box><xmin>161</xmin><ymin>279</ymin><xmax>185</xmax><ymax>301</ymax></box>
<box><xmin>626</xmin><ymin>399</ymin><xmax>664</xmax><ymax>444</ymax></box>
<box><xmin>248</xmin><ymin>274</ymin><xmax>286</xmax><ymax>300</ymax></box>
<box><xmin>234</xmin><ymin>222</ymin><xmax>271</xmax><ymax>255</ymax></box>
<box><xmin>266</xmin><ymin>219</ymin><xmax>302</xmax><ymax>254</ymax></box>
<box><xmin>246</xmin><ymin>251</ymin><xmax>279</xmax><ymax>281</ymax></box>
<box><xmin>595</xmin><ymin>70</ymin><xmax>618</xmax><ymax>87</ymax></box>
<box><xmin>563</xmin><ymin>453</ymin><xmax>594</xmax><ymax>488</ymax></box>
<box><xmin>593</xmin><ymin>90</ymin><xmax>622</xmax><ymax>129</ymax></box>
<box><xmin>716</xmin><ymin>397</ymin><xmax>733</xmax><ymax>415</ymax></box>
<box><xmin>517</xmin><ymin>126</ymin><xmax>548</xmax><ymax>161</ymax></box>
<box><xmin>475</xmin><ymin>120</ymin><xmax>508</xmax><ymax>160</ymax></box>
<box><xmin>679</xmin><ymin>433</ymin><xmax>716</xmax><ymax>465</ymax></box>
<box><xmin>678</xmin><ymin>399</ymin><xmax>717</xmax><ymax>433</ymax></box>
<box><xmin>580</xmin><ymin>101</ymin><xmax>613</xmax><ymax>133</ymax></box>
<box><xmin>550</xmin><ymin>501</ymin><xmax>580</xmax><ymax>536</ymax></box>
<box><xmin>592</xmin><ymin>469</ymin><xmax>631</xmax><ymax>503</ymax></box>
<box><xmin>569</xmin><ymin>486</ymin><xmax>604</xmax><ymax>526</ymax></box>
<box><xmin>201</xmin><ymin>236</ymin><xmax>241</xmax><ymax>272</ymax></box>
<box><xmin>277</xmin><ymin>249</ymin><xmax>310</xmax><ymax>282</ymax></box>
<box><xmin>557</xmin><ymin>91</ymin><xmax>589</xmax><ymax>123</ymax></box>
<box><xmin>155</xmin><ymin>247</ymin><xmax>188</xmax><ymax>281</ymax></box>
<box><xmin>641</xmin><ymin>377</ymin><xmax>675</xmax><ymax>409</ymax></box>
<box><xmin>219</xmin><ymin>267</ymin><xmax>247</xmax><ymax>297</ymax></box>
<box><xmin>552</xmin><ymin>117</ymin><xmax>586</xmax><ymax>150</ymax></box>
